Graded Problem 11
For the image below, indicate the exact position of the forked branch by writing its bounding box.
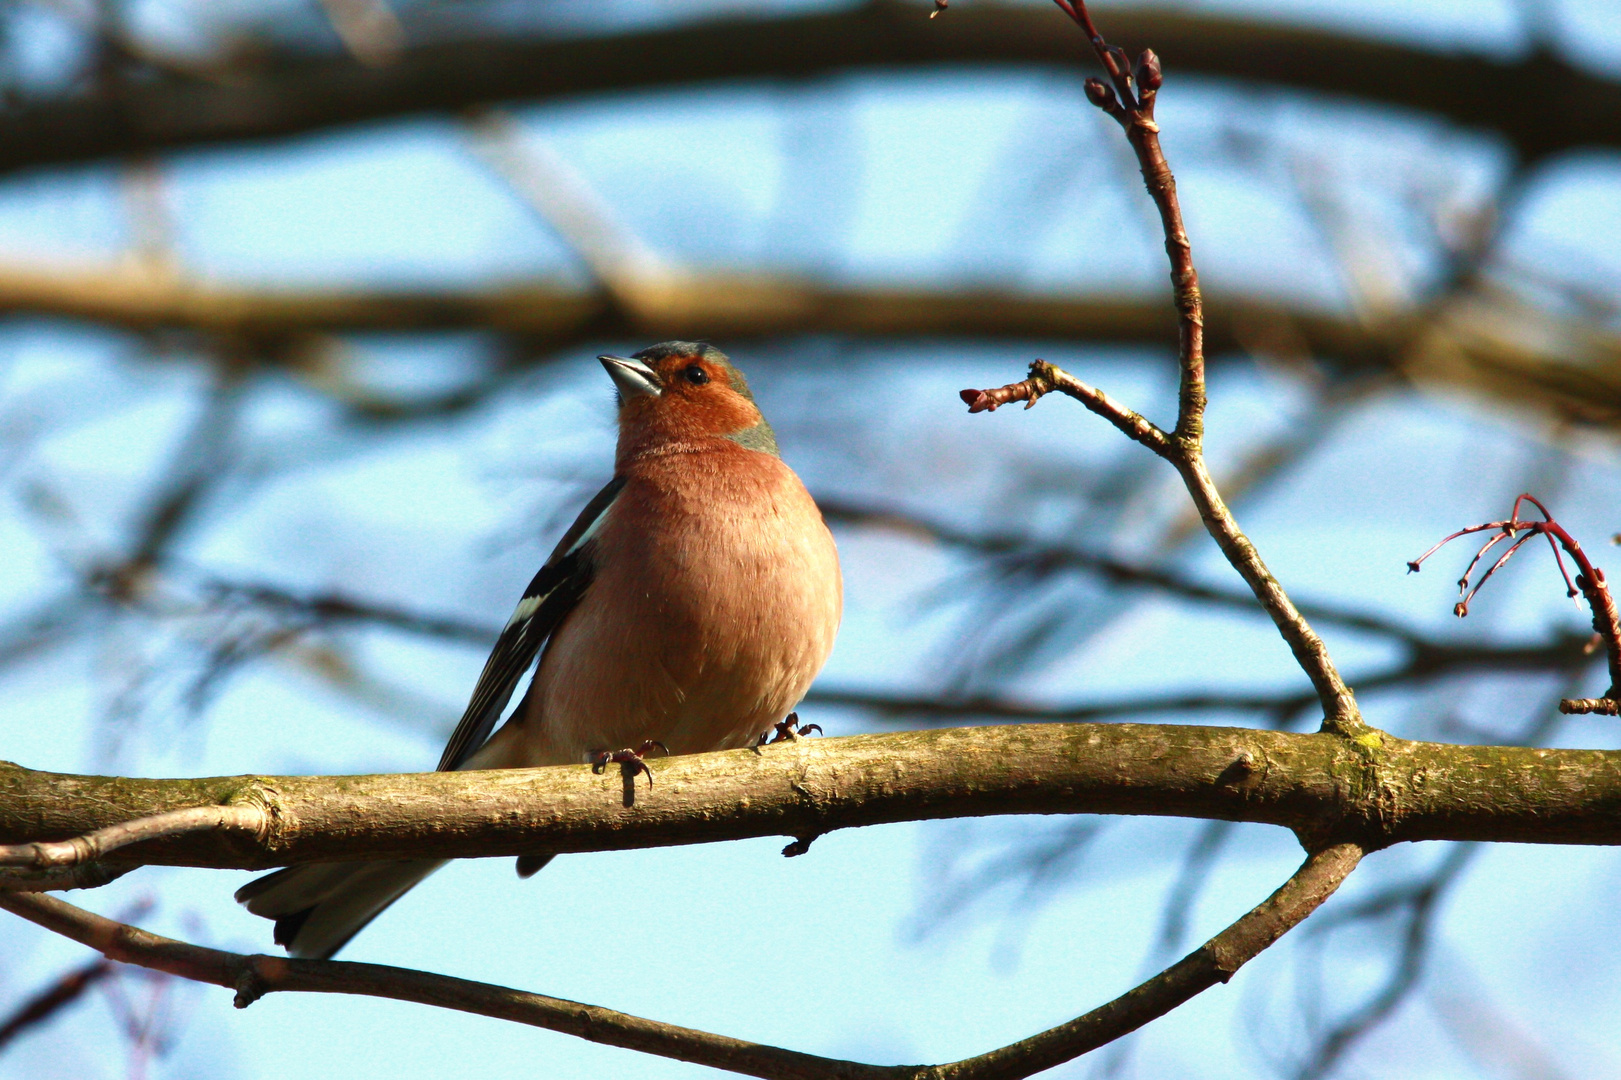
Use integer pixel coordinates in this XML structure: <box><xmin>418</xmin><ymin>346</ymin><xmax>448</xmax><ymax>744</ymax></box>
<box><xmin>0</xmin><ymin>805</ymin><xmax>264</xmax><ymax>893</ymax></box>
<box><xmin>959</xmin><ymin>0</ymin><xmax>1359</xmax><ymax>732</ymax></box>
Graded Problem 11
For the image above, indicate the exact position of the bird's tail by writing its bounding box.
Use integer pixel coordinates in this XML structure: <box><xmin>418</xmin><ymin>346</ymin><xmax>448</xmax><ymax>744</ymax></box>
<box><xmin>234</xmin><ymin>858</ymin><xmax>447</xmax><ymax>959</ymax></box>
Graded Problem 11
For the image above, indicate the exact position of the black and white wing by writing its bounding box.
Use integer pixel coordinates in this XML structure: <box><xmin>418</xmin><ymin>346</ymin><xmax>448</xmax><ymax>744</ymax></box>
<box><xmin>435</xmin><ymin>476</ymin><xmax>626</xmax><ymax>772</ymax></box>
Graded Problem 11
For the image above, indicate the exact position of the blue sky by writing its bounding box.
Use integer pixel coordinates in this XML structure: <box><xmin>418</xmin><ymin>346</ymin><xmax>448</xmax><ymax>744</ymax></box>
<box><xmin>2</xmin><ymin>2</ymin><xmax>1620</xmax><ymax>1078</ymax></box>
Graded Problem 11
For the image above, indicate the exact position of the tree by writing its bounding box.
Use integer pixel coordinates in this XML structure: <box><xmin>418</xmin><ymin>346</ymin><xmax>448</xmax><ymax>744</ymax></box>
<box><xmin>0</xmin><ymin>1</ymin><xmax>1617</xmax><ymax>1078</ymax></box>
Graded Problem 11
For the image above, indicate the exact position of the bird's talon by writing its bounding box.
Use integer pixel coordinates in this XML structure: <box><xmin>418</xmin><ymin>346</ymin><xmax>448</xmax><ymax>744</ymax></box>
<box><xmin>765</xmin><ymin>712</ymin><xmax>821</xmax><ymax>744</ymax></box>
<box><xmin>589</xmin><ymin>746</ymin><xmax>659</xmax><ymax>786</ymax></box>
<box><xmin>590</xmin><ymin>749</ymin><xmax>658</xmax><ymax>781</ymax></box>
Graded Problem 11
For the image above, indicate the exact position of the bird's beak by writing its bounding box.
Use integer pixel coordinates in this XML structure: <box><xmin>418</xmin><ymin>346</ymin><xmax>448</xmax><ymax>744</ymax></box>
<box><xmin>598</xmin><ymin>355</ymin><xmax>663</xmax><ymax>400</ymax></box>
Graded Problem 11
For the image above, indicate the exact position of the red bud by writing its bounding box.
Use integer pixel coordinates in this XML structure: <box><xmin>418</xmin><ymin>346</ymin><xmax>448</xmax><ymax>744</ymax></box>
<box><xmin>1135</xmin><ymin>49</ymin><xmax>1163</xmax><ymax>92</ymax></box>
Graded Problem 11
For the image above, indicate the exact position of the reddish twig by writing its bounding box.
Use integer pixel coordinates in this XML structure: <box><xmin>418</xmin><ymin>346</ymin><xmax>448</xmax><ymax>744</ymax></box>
<box><xmin>960</xmin><ymin>361</ymin><xmax>1171</xmax><ymax>457</ymax></box>
<box><xmin>958</xmin><ymin>0</ymin><xmax>1361</xmax><ymax>734</ymax></box>
<box><xmin>1409</xmin><ymin>494</ymin><xmax>1620</xmax><ymax>714</ymax></box>
<box><xmin>0</xmin><ymin>844</ymin><xmax>1360</xmax><ymax>1080</ymax></box>
<box><xmin>1057</xmin><ymin>2</ymin><xmax>1202</xmax><ymax>441</ymax></box>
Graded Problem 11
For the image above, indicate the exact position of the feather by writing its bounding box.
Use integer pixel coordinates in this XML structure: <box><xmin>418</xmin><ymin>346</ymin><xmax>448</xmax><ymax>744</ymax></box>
<box><xmin>231</xmin><ymin>477</ymin><xmax>626</xmax><ymax>957</ymax></box>
<box><xmin>435</xmin><ymin>476</ymin><xmax>623</xmax><ymax>772</ymax></box>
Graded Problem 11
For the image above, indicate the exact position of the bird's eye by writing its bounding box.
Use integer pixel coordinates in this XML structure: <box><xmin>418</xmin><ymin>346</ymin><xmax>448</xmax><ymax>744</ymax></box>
<box><xmin>683</xmin><ymin>364</ymin><xmax>709</xmax><ymax>385</ymax></box>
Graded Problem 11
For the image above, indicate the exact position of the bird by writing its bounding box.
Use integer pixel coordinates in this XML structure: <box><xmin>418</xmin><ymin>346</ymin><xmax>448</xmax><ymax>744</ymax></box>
<box><xmin>235</xmin><ymin>342</ymin><xmax>843</xmax><ymax>959</ymax></box>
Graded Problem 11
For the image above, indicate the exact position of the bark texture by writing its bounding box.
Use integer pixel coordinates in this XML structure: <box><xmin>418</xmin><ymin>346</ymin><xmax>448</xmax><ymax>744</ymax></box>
<box><xmin>2</xmin><ymin>724</ymin><xmax>1618</xmax><ymax>873</ymax></box>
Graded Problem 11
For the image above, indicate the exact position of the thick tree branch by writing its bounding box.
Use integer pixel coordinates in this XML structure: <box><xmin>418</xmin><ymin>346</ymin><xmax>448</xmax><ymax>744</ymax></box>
<box><xmin>0</xmin><ymin>2</ymin><xmax>1613</xmax><ymax>176</ymax></box>
<box><xmin>0</xmin><ymin>725</ymin><xmax>1618</xmax><ymax>874</ymax></box>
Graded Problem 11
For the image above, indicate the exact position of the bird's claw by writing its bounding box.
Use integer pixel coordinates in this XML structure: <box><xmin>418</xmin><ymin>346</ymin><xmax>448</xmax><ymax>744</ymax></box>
<box><xmin>590</xmin><ymin>740</ymin><xmax>668</xmax><ymax>786</ymax></box>
<box><xmin>757</xmin><ymin>712</ymin><xmax>822</xmax><ymax>747</ymax></box>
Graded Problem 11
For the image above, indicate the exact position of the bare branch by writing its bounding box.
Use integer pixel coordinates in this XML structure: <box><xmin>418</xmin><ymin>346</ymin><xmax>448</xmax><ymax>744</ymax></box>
<box><xmin>0</xmin><ymin>891</ymin><xmax>886</xmax><ymax>1080</ymax></box>
<box><xmin>0</xmin><ymin>843</ymin><xmax>1360</xmax><ymax>1080</ymax></box>
<box><xmin>463</xmin><ymin>109</ymin><xmax>676</xmax><ymax>302</ymax></box>
<box><xmin>317</xmin><ymin>0</ymin><xmax>405</xmax><ymax>68</ymax></box>
<box><xmin>0</xmin><ymin>805</ymin><xmax>264</xmax><ymax>886</ymax></box>
<box><xmin>1559</xmin><ymin>697</ymin><xmax>1619</xmax><ymax>715</ymax></box>
<box><xmin>961</xmin><ymin>360</ymin><xmax>1172</xmax><ymax>456</ymax></box>
<box><xmin>818</xmin><ymin>499</ymin><xmax>1424</xmax><ymax>641</ymax></box>
<box><xmin>1</xmin><ymin>725</ymin><xmax>1620</xmax><ymax>875</ymax></box>
<box><xmin>961</xmin><ymin>2</ymin><xmax>1360</xmax><ymax>731</ymax></box>
<box><xmin>0</xmin><ymin>261</ymin><xmax>1616</xmax><ymax>429</ymax></box>
<box><xmin>937</xmin><ymin>842</ymin><xmax>1362</xmax><ymax>1078</ymax></box>
<box><xmin>1291</xmin><ymin>843</ymin><xmax>1473</xmax><ymax>1080</ymax></box>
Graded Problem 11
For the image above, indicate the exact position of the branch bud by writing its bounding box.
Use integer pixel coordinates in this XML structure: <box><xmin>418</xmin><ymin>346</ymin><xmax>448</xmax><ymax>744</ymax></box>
<box><xmin>1084</xmin><ymin>77</ymin><xmax>1117</xmax><ymax>111</ymax></box>
<box><xmin>1134</xmin><ymin>49</ymin><xmax>1163</xmax><ymax>92</ymax></box>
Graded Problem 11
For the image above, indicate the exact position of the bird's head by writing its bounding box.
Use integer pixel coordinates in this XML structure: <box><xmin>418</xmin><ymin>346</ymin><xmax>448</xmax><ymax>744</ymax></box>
<box><xmin>598</xmin><ymin>342</ymin><xmax>778</xmax><ymax>463</ymax></box>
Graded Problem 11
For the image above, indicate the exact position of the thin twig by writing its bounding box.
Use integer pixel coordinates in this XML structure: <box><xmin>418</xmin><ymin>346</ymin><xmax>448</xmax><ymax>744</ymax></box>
<box><xmin>0</xmin><ymin>844</ymin><xmax>1359</xmax><ymax>1080</ymax></box>
<box><xmin>960</xmin><ymin>0</ymin><xmax>1361</xmax><ymax>732</ymax></box>
<box><xmin>961</xmin><ymin>360</ymin><xmax>1171</xmax><ymax>456</ymax></box>
<box><xmin>1559</xmin><ymin>698</ymin><xmax>1619</xmax><ymax>715</ymax></box>
<box><xmin>1409</xmin><ymin>494</ymin><xmax>1621</xmax><ymax>711</ymax></box>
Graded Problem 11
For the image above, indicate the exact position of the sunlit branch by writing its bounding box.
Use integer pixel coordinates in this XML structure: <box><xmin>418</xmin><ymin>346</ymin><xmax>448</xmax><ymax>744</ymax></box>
<box><xmin>0</xmin><ymin>845</ymin><xmax>1357</xmax><ymax>1080</ymax></box>
<box><xmin>3</xmin><ymin>724</ymin><xmax>1621</xmax><ymax>877</ymax></box>
<box><xmin>0</xmin><ymin>805</ymin><xmax>265</xmax><ymax>888</ymax></box>
<box><xmin>964</xmin><ymin>3</ymin><xmax>1360</xmax><ymax>730</ymax></box>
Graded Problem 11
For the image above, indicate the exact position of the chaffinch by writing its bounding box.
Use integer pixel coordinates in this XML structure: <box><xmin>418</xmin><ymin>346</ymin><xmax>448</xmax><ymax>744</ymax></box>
<box><xmin>236</xmin><ymin>343</ymin><xmax>843</xmax><ymax>958</ymax></box>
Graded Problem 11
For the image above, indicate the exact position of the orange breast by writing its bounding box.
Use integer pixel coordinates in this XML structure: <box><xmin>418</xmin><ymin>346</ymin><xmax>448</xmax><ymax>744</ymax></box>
<box><xmin>508</xmin><ymin>441</ymin><xmax>841</xmax><ymax>765</ymax></box>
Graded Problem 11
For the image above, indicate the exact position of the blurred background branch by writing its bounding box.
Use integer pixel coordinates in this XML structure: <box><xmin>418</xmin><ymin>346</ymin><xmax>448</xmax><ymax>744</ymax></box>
<box><xmin>0</xmin><ymin>1</ymin><xmax>1617</xmax><ymax>1078</ymax></box>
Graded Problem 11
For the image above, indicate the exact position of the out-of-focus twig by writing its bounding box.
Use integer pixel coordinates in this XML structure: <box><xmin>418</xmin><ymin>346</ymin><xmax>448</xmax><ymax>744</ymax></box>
<box><xmin>317</xmin><ymin>0</ymin><xmax>405</xmax><ymax>68</ymax></box>
<box><xmin>464</xmin><ymin>109</ymin><xmax>676</xmax><ymax>308</ymax></box>
<box><xmin>818</xmin><ymin>499</ymin><xmax>1428</xmax><ymax>644</ymax></box>
<box><xmin>0</xmin><ymin>959</ymin><xmax>115</xmax><ymax>1050</ymax></box>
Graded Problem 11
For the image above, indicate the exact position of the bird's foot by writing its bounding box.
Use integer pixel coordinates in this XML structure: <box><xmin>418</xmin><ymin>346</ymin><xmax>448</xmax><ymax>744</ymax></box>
<box><xmin>590</xmin><ymin>740</ymin><xmax>668</xmax><ymax>786</ymax></box>
<box><xmin>758</xmin><ymin>712</ymin><xmax>823</xmax><ymax>747</ymax></box>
